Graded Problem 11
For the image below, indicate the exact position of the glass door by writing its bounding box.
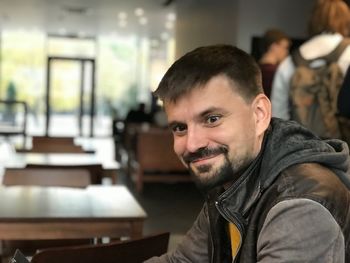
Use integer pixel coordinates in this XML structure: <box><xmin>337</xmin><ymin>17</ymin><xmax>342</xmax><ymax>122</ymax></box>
<box><xmin>46</xmin><ymin>57</ymin><xmax>95</xmax><ymax>137</ymax></box>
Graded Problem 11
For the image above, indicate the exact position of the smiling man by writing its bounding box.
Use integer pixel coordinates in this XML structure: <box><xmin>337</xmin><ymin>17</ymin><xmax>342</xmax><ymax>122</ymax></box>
<box><xmin>145</xmin><ymin>45</ymin><xmax>350</xmax><ymax>263</ymax></box>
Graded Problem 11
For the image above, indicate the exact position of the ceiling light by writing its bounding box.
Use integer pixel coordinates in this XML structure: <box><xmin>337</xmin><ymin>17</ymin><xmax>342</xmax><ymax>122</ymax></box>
<box><xmin>167</xmin><ymin>13</ymin><xmax>176</xmax><ymax>21</ymax></box>
<box><xmin>139</xmin><ymin>17</ymin><xmax>148</xmax><ymax>25</ymax></box>
<box><xmin>118</xmin><ymin>12</ymin><xmax>127</xmax><ymax>20</ymax></box>
<box><xmin>134</xmin><ymin>8</ymin><xmax>144</xmax><ymax>17</ymax></box>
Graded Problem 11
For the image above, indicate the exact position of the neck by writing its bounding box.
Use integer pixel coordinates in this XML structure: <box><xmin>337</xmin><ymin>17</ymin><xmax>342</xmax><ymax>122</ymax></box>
<box><xmin>259</xmin><ymin>52</ymin><xmax>279</xmax><ymax>65</ymax></box>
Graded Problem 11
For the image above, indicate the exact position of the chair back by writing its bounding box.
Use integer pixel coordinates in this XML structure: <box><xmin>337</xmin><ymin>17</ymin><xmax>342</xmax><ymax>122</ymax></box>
<box><xmin>19</xmin><ymin>136</ymin><xmax>87</xmax><ymax>153</ymax></box>
<box><xmin>3</xmin><ymin>168</ymin><xmax>91</xmax><ymax>188</ymax></box>
<box><xmin>31</xmin><ymin>232</ymin><xmax>170</xmax><ymax>263</ymax></box>
<box><xmin>137</xmin><ymin>128</ymin><xmax>185</xmax><ymax>171</ymax></box>
<box><xmin>25</xmin><ymin>164</ymin><xmax>103</xmax><ymax>184</ymax></box>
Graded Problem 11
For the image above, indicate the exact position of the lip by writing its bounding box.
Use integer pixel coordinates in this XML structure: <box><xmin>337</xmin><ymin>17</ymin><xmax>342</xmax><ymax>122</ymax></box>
<box><xmin>191</xmin><ymin>154</ymin><xmax>220</xmax><ymax>165</ymax></box>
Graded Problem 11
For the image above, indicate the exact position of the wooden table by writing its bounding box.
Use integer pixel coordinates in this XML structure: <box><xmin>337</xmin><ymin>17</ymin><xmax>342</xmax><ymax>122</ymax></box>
<box><xmin>0</xmin><ymin>152</ymin><xmax>120</xmax><ymax>184</ymax></box>
<box><xmin>0</xmin><ymin>185</ymin><xmax>147</xmax><ymax>240</ymax></box>
<box><xmin>4</xmin><ymin>153</ymin><xmax>120</xmax><ymax>171</ymax></box>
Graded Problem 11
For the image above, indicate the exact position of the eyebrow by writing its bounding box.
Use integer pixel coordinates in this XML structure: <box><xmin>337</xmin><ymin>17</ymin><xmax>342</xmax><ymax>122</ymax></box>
<box><xmin>198</xmin><ymin>107</ymin><xmax>223</xmax><ymax>118</ymax></box>
<box><xmin>168</xmin><ymin>106</ymin><xmax>225</xmax><ymax>129</ymax></box>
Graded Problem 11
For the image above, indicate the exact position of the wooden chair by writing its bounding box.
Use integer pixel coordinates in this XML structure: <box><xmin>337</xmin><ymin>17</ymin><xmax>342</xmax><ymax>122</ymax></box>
<box><xmin>3</xmin><ymin>168</ymin><xmax>91</xmax><ymax>188</ymax></box>
<box><xmin>132</xmin><ymin>127</ymin><xmax>190</xmax><ymax>192</ymax></box>
<box><xmin>1</xmin><ymin>167</ymin><xmax>94</xmax><ymax>262</ymax></box>
<box><xmin>17</xmin><ymin>136</ymin><xmax>93</xmax><ymax>154</ymax></box>
<box><xmin>31</xmin><ymin>232</ymin><xmax>170</xmax><ymax>263</ymax></box>
<box><xmin>25</xmin><ymin>164</ymin><xmax>104</xmax><ymax>184</ymax></box>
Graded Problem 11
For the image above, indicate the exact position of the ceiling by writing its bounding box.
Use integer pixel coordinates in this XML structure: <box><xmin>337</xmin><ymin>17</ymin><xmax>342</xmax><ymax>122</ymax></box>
<box><xmin>0</xmin><ymin>0</ymin><xmax>176</xmax><ymax>39</ymax></box>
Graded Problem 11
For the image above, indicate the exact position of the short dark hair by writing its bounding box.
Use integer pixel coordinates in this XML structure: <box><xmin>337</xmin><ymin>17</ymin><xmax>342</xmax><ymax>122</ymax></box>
<box><xmin>261</xmin><ymin>29</ymin><xmax>290</xmax><ymax>53</ymax></box>
<box><xmin>154</xmin><ymin>44</ymin><xmax>263</xmax><ymax>103</ymax></box>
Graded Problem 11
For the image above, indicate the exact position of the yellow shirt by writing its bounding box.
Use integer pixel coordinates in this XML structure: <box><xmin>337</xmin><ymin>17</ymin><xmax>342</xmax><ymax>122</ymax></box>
<box><xmin>228</xmin><ymin>223</ymin><xmax>241</xmax><ymax>259</ymax></box>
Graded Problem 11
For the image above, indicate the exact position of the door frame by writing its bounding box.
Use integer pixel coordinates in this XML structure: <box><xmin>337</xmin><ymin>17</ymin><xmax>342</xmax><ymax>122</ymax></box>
<box><xmin>46</xmin><ymin>56</ymin><xmax>96</xmax><ymax>137</ymax></box>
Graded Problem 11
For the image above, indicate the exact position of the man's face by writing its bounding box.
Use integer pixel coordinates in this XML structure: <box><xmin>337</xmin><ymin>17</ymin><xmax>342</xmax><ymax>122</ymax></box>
<box><xmin>164</xmin><ymin>75</ymin><xmax>267</xmax><ymax>191</ymax></box>
<box><xmin>274</xmin><ymin>38</ymin><xmax>290</xmax><ymax>62</ymax></box>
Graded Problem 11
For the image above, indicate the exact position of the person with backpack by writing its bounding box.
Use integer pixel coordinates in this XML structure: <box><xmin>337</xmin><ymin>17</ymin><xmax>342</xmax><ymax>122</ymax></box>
<box><xmin>271</xmin><ymin>0</ymin><xmax>350</xmax><ymax>139</ymax></box>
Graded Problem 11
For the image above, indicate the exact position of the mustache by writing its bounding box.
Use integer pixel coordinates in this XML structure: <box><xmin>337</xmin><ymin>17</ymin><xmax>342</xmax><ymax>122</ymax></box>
<box><xmin>182</xmin><ymin>146</ymin><xmax>228</xmax><ymax>164</ymax></box>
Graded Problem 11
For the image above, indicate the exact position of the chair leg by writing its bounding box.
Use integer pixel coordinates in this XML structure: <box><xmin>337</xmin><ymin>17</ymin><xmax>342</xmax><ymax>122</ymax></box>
<box><xmin>136</xmin><ymin>169</ymin><xmax>143</xmax><ymax>193</ymax></box>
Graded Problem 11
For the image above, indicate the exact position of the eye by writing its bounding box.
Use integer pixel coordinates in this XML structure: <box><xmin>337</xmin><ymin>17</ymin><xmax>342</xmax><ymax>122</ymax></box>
<box><xmin>205</xmin><ymin>115</ymin><xmax>221</xmax><ymax>125</ymax></box>
<box><xmin>171</xmin><ymin>124</ymin><xmax>187</xmax><ymax>134</ymax></box>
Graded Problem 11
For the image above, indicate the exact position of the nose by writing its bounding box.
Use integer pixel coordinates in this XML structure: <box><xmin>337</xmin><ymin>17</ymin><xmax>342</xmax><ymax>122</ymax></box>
<box><xmin>185</xmin><ymin>125</ymin><xmax>208</xmax><ymax>153</ymax></box>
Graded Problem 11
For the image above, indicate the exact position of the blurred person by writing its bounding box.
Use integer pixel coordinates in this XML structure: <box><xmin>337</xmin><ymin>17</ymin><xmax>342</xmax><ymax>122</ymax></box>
<box><xmin>125</xmin><ymin>103</ymin><xmax>151</xmax><ymax>124</ymax></box>
<box><xmin>259</xmin><ymin>29</ymin><xmax>291</xmax><ymax>98</ymax></box>
<box><xmin>337</xmin><ymin>67</ymin><xmax>350</xmax><ymax>145</ymax></box>
<box><xmin>4</xmin><ymin>81</ymin><xmax>17</xmax><ymax>124</ymax></box>
<box><xmin>338</xmin><ymin>66</ymin><xmax>350</xmax><ymax>118</ymax></box>
<box><xmin>145</xmin><ymin>44</ymin><xmax>350</xmax><ymax>263</ymax></box>
<box><xmin>271</xmin><ymin>0</ymin><xmax>350</xmax><ymax>121</ymax></box>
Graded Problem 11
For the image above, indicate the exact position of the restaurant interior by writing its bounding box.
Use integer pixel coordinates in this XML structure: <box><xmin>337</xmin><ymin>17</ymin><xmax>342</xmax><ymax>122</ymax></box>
<box><xmin>0</xmin><ymin>0</ymin><xmax>332</xmax><ymax>262</ymax></box>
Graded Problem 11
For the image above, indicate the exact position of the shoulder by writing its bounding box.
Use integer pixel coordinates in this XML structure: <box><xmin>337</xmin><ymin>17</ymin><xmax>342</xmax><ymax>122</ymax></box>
<box><xmin>275</xmin><ymin>56</ymin><xmax>294</xmax><ymax>78</ymax></box>
<box><xmin>299</xmin><ymin>33</ymin><xmax>343</xmax><ymax>59</ymax></box>
<box><xmin>257</xmin><ymin>198</ymin><xmax>344</xmax><ymax>262</ymax></box>
<box><xmin>271</xmin><ymin>56</ymin><xmax>295</xmax><ymax>90</ymax></box>
<box><xmin>279</xmin><ymin>163</ymin><xmax>348</xmax><ymax>200</ymax></box>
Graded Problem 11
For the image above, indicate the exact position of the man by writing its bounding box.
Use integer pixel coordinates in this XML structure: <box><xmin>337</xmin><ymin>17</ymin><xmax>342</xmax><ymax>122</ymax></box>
<box><xmin>145</xmin><ymin>44</ymin><xmax>350</xmax><ymax>262</ymax></box>
<box><xmin>259</xmin><ymin>29</ymin><xmax>290</xmax><ymax>98</ymax></box>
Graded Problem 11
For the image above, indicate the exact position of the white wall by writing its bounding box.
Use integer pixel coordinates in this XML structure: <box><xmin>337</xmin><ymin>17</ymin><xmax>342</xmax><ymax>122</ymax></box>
<box><xmin>175</xmin><ymin>0</ymin><xmax>238</xmax><ymax>58</ymax></box>
<box><xmin>236</xmin><ymin>0</ymin><xmax>314</xmax><ymax>52</ymax></box>
<box><xmin>175</xmin><ymin>0</ymin><xmax>314</xmax><ymax>55</ymax></box>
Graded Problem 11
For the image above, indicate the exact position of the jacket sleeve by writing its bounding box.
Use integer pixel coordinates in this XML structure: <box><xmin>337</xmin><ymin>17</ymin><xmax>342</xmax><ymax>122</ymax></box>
<box><xmin>270</xmin><ymin>56</ymin><xmax>295</xmax><ymax>120</ymax></box>
<box><xmin>144</xmin><ymin>204</ymin><xmax>210</xmax><ymax>263</ymax></box>
<box><xmin>257</xmin><ymin>198</ymin><xmax>344</xmax><ymax>263</ymax></box>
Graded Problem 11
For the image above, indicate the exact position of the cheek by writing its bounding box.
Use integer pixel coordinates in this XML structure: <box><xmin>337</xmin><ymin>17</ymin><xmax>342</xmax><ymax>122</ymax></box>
<box><xmin>173</xmin><ymin>137</ymin><xmax>185</xmax><ymax>157</ymax></box>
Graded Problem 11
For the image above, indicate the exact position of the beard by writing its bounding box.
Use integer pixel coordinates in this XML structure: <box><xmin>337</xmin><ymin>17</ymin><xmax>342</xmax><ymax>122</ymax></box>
<box><xmin>183</xmin><ymin>146</ymin><xmax>254</xmax><ymax>192</ymax></box>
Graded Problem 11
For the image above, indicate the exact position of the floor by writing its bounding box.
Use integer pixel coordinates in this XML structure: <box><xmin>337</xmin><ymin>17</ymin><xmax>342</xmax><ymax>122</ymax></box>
<box><xmin>118</xmin><ymin>171</ymin><xmax>204</xmax><ymax>251</ymax></box>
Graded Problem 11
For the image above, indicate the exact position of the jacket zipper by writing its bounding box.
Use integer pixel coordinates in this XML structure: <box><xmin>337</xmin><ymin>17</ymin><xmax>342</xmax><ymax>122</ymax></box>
<box><xmin>215</xmin><ymin>200</ymin><xmax>244</xmax><ymax>263</ymax></box>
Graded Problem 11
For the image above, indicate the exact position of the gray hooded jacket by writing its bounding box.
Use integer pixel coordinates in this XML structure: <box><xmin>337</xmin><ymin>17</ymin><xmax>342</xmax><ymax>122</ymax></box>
<box><xmin>145</xmin><ymin>118</ymin><xmax>350</xmax><ymax>262</ymax></box>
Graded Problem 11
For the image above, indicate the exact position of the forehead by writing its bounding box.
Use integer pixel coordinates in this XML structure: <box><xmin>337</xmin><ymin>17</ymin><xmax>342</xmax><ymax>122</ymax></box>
<box><xmin>164</xmin><ymin>75</ymin><xmax>247</xmax><ymax>118</ymax></box>
<box><xmin>277</xmin><ymin>38</ymin><xmax>290</xmax><ymax>47</ymax></box>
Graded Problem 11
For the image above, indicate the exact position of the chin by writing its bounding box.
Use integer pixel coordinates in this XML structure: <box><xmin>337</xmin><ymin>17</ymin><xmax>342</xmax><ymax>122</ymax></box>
<box><xmin>189</xmin><ymin>153</ymin><xmax>236</xmax><ymax>191</ymax></box>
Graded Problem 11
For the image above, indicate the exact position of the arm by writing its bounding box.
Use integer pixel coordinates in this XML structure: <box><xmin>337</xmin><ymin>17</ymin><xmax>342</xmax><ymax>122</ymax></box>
<box><xmin>257</xmin><ymin>198</ymin><xmax>344</xmax><ymax>263</ymax></box>
<box><xmin>144</xmin><ymin>204</ymin><xmax>210</xmax><ymax>263</ymax></box>
<box><xmin>270</xmin><ymin>56</ymin><xmax>295</xmax><ymax>120</ymax></box>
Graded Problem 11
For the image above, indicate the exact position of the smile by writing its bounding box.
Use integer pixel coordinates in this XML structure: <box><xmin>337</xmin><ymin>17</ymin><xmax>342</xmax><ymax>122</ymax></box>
<box><xmin>191</xmin><ymin>154</ymin><xmax>221</xmax><ymax>165</ymax></box>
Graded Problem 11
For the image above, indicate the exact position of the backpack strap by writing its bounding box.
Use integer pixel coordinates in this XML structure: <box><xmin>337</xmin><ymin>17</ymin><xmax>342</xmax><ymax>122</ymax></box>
<box><xmin>323</xmin><ymin>38</ymin><xmax>350</xmax><ymax>64</ymax></box>
<box><xmin>291</xmin><ymin>48</ymin><xmax>308</xmax><ymax>67</ymax></box>
<box><xmin>291</xmin><ymin>37</ymin><xmax>350</xmax><ymax>67</ymax></box>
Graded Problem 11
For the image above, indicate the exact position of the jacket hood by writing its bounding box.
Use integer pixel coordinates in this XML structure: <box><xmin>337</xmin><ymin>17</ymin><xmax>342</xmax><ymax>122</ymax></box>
<box><xmin>216</xmin><ymin>118</ymin><xmax>350</xmax><ymax>218</ymax></box>
<box><xmin>261</xmin><ymin>118</ymin><xmax>350</xmax><ymax>190</ymax></box>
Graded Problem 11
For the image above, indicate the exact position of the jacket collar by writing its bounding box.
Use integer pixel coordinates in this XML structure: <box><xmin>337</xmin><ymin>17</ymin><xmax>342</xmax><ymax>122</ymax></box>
<box><xmin>210</xmin><ymin>117</ymin><xmax>350</xmax><ymax>218</ymax></box>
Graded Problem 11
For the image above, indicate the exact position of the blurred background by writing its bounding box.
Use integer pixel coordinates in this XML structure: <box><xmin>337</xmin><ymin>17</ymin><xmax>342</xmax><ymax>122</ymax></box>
<box><xmin>0</xmin><ymin>0</ymin><xmax>329</xmax><ymax>139</ymax></box>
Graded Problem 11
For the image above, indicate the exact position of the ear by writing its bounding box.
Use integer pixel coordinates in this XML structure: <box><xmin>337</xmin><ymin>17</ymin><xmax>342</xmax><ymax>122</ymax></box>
<box><xmin>252</xmin><ymin>94</ymin><xmax>271</xmax><ymax>137</ymax></box>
